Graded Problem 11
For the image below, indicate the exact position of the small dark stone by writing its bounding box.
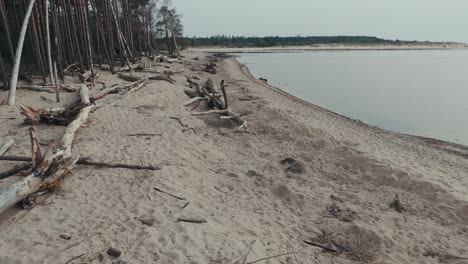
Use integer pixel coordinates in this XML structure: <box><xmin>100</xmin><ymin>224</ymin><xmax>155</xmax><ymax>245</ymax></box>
<box><xmin>326</xmin><ymin>203</ymin><xmax>356</xmax><ymax>222</ymax></box>
<box><xmin>390</xmin><ymin>194</ymin><xmax>404</xmax><ymax>213</ymax></box>
<box><xmin>59</xmin><ymin>234</ymin><xmax>71</xmax><ymax>240</ymax></box>
<box><xmin>330</xmin><ymin>194</ymin><xmax>344</xmax><ymax>203</ymax></box>
<box><xmin>259</xmin><ymin>77</ymin><xmax>268</xmax><ymax>82</ymax></box>
<box><xmin>226</xmin><ymin>173</ymin><xmax>239</xmax><ymax>178</ymax></box>
<box><xmin>246</xmin><ymin>170</ymin><xmax>259</xmax><ymax>177</ymax></box>
<box><xmin>280</xmin><ymin>158</ymin><xmax>305</xmax><ymax>174</ymax></box>
<box><xmin>107</xmin><ymin>247</ymin><xmax>122</xmax><ymax>258</ymax></box>
<box><xmin>138</xmin><ymin>217</ymin><xmax>155</xmax><ymax>227</ymax></box>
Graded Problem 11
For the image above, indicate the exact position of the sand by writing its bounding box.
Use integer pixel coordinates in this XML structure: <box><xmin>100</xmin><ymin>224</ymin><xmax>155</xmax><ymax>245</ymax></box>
<box><xmin>0</xmin><ymin>50</ymin><xmax>468</xmax><ymax>264</ymax></box>
<box><xmin>190</xmin><ymin>43</ymin><xmax>468</xmax><ymax>53</ymax></box>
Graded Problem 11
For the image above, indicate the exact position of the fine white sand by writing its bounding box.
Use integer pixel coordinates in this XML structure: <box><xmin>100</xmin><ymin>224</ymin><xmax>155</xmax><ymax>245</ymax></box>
<box><xmin>0</xmin><ymin>50</ymin><xmax>467</xmax><ymax>264</ymax></box>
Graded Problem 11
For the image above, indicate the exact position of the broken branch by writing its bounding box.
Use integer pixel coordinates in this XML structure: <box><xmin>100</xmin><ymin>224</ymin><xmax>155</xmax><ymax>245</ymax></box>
<box><xmin>0</xmin><ymin>139</ymin><xmax>14</xmax><ymax>156</ymax></box>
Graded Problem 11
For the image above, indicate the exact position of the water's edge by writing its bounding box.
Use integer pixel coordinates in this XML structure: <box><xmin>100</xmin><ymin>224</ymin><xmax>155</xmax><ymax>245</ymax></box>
<box><xmin>229</xmin><ymin>55</ymin><xmax>468</xmax><ymax>153</ymax></box>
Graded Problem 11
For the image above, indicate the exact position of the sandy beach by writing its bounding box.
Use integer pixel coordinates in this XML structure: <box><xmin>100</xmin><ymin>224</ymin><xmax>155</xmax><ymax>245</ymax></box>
<box><xmin>190</xmin><ymin>43</ymin><xmax>468</xmax><ymax>53</ymax></box>
<box><xmin>1</xmin><ymin>50</ymin><xmax>468</xmax><ymax>264</ymax></box>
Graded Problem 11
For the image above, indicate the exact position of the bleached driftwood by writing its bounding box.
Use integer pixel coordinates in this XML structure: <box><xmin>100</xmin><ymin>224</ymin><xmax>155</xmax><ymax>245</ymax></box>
<box><xmin>117</xmin><ymin>73</ymin><xmax>175</xmax><ymax>84</ymax></box>
<box><xmin>62</xmin><ymin>84</ymin><xmax>91</xmax><ymax>157</ymax></box>
<box><xmin>0</xmin><ymin>139</ymin><xmax>14</xmax><ymax>156</ymax></box>
<box><xmin>186</xmin><ymin>79</ymin><xmax>247</xmax><ymax>129</ymax></box>
<box><xmin>182</xmin><ymin>96</ymin><xmax>209</xmax><ymax>107</ymax></box>
<box><xmin>0</xmin><ymin>142</ymin><xmax>77</xmax><ymax>214</ymax></box>
<box><xmin>0</xmin><ymin>84</ymin><xmax>91</xmax><ymax>215</ymax></box>
<box><xmin>126</xmin><ymin>82</ymin><xmax>147</xmax><ymax>94</ymax></box>
<box><xmin>91</xmin><ymin>80</ymin><xmax>144</xmax><ymax>100</ymax></box>
<box><xmin>80</xmin><ymin>70</ymin><xmax>99</xmax><ymax>82</ymax></box>
<box><xmin>139</xmin><ymin>68</ymin><xmax>185</xmax><ymax>75</ymax></box>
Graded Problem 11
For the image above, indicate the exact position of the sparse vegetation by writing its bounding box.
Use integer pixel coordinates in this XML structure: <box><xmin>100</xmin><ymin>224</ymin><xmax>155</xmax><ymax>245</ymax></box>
<box><xmin>390</xmin><ymin>194</ymin><xmax>404</xmax><ymax>213</ymax></box>
<box><xmin>184</xmin><ymin>35</ymin><xmax>425</xmax><ymax>48</ymax></box>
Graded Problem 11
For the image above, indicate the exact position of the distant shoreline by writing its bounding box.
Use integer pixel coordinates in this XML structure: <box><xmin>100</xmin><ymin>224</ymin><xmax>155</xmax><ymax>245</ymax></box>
<box><xmin>189</xmin><ymin>43</ymin><xmax>468</xmax><ymax>53</ymax></box>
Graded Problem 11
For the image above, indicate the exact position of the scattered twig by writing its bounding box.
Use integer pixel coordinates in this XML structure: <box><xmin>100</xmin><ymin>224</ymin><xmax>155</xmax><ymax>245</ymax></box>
<box><xmin>177</xmin><ymin>216</ymin><xmax>207</xmax><ymax>224</ymax></box>
<box><xmin>181</xmin><ymin>201</ymin><xmax>190</xmax><ymax>209</ymax></box>
<box><xmin>245</xmin><ymin>252</ymin><xmax>296</xmax><ymax>264</ymax></box>
<box><xmin>169</xmin><ymin>116</ymin><xmax>188</xmax><ymax>127</ymax></box>
<box><xmin>64</xmin><ymin>253</ymin><xmax>85</xmax><ymax>264</ymax></box>
<box><xmin>0</xmin><ymin>139</ymin><xmax>14</xmax><ymax>156</ymax></box>
<box><xmin>303</xmin><ymin>240</ymin><xmax>338</xmax><ymax>252</ymax></box>
<box><xmin>242</xmin><ymin>239</ymin><xmax>257</xmax><ymax>264</ymax></box>
<box><xmin>126</xmin><ymin>133</ymin><xmax>162</xmax><ymax>137</ymax></box>
<box><xmin>154</xmin><ymin>187</ymin><xmax>186</xmax><ymax>200</ymax></box>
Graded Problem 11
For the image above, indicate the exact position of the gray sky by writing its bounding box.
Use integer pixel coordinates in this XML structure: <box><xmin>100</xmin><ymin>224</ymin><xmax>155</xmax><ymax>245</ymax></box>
<box><xmin>174</xmin><ymin>0</ymin><xmax>468</xmax><ymax>43</ymax></box>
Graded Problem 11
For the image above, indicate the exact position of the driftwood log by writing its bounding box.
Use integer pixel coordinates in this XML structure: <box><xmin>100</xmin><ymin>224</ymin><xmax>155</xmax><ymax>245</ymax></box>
<box><xmin>117</xmin><ymin>73</ymin><xmax>175</xmax><ymax>84</ymax></box>
<box><xmin>205</xmin><ymin>62</ymin><xmax>217</xmax><ymax>74</ymax></box>
<box><xmin>92</xmin><ymin>79</ymin><xmax>146</xmax><ymax>101</ymax></box>
<box><xmin>183</xmin><ymin>79</ymin><xmax>247</xmax><ymax>129</ymax></box>
<box><xmin>0</xmin><ymin>85</ymin><xmax>91</xmax><ymax>215</ymax></box>
<box><xmin>20</xmin><ymin>97</ymin><xmax>92</xmax><ymax>126</ymax></box>
<box><xmin>1</xmin><ymin>84</ymin><xmax>77</xmax><ymax>93</ymax></box>
<box><xmin>154</xmin><ymin>55</ymin><xmax>182</xmax><ymax>64</ymax></box>
<box><xmin>0</xmin><ymin>156</ymin><xmax>161</xmax><ymax>171</ymax></box>
<box><xmin>0</xmin><ymin>163</ymin><xmax>31</xmax><ymax>180</ymax></box>
<box><xmin>80</xmin><ymin>70</ymin><xmax>99</xmax><ymax>83</ymax></box>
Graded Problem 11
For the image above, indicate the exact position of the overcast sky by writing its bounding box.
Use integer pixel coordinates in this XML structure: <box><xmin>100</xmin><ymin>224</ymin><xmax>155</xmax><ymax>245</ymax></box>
<box><xmin>174</xmin><ymin>0</ymin><xmax>468</xmax><ymax>43</ymax></box>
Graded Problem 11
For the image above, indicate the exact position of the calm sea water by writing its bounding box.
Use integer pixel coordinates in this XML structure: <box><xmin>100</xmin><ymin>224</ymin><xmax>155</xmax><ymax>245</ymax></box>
<box><xmin>237</xmin><ymin>50</ymin><xmax>468</xmax><ymax>146</ymax></box>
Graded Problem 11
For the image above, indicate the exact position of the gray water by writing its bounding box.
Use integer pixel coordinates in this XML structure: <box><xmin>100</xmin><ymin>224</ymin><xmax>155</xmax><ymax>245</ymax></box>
<box><xmin>237</xmin><ymin>50</ymin><xmax>468</xmax><ymax>146</ymax></box>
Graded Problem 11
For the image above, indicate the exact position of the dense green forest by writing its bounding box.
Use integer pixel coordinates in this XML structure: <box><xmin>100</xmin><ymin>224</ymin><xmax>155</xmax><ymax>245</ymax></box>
<box><xmin>183</xmin><ymin>35</ymin><xmax>423</xmax><ymax>48</ymax></box>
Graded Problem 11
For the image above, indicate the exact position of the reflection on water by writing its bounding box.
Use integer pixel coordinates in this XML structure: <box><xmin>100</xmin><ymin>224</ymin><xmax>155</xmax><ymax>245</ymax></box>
<box><xmin>237</xmin><ymin>50</ymin><xmax>468</xmax><ymax>145</ymax></box>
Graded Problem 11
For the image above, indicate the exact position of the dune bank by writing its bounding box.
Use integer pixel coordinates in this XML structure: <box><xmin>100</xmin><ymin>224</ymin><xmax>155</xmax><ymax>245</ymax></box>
<box><xmin>0</xmin><ymin>51</ymin><xmax>467</xmax><ymax>264</ymax></box>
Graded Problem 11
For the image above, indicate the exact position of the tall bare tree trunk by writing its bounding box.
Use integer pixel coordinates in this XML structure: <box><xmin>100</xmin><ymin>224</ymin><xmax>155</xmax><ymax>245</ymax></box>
<box><xmin>8</xmin><ymin>0</ymin><xmax>36</xmax><ymax>106</ymax></box>
<box><xmin>0</xmin><ymin>1</ymin><xmax>15</xmax><ymax>63</ymax></box>
<box><xmin>172</xmin><ymin>30</ymin><xmax>178</xmax><ymax>54</ymax></box>
<box><xmin>45</xmin><ymin>0</ymin><xmax>53</xmax><ymax>84</ymax></box>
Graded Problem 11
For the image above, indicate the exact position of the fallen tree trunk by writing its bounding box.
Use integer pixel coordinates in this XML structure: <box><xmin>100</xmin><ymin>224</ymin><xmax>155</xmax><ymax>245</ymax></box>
<box><xmin>0</xmin><ymin>163</ymin><xmax>32</xmax><ymax>180</ymax></box>
<box><xmin>0</xmin><ymin>142</ymin><xmax>77</xmax><ymax>214</ymax></box>
<box><xmin>62</xmin><ymin>85</ymin><xmax>91</xmax><ymax>157</ymax></box>
<box><xmin>0</xmin><ymin>156</ymin><xmax>161</xmax><ymax>171</ymax></box>
<box><xmin>3</xmin><ymin>85</ymin><xmax>55</xmax><ymax>93</ymax></box>
<box><xmin>0</xmin><ymin>85</ymin><xmax>91</xmax><ymax>215</ymax></box>
<box><xmin>118</xmin><ymin>73</ymin><xmax>175</xmax><ymax>84</ymax></box>
<box><xmin>1</xmin><ymin>85</ymin><xmax>77</xmax><ymax>93</ymax></box>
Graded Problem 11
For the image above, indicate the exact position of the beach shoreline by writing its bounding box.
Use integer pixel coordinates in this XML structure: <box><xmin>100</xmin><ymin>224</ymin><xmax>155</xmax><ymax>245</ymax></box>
<box><xmin>190</xmin><ymin>42</ymin><xmax>468</xmax><ymax>53</ymax></box>
<box><xmin>231</xmin><ymin>53</ymin><xmax>468</xmax><ymax>154</ymax></box>
<box><xmin>0</xmin><ymin>51</ymin><xmax>467</xmax><ymax>263</ymax></box>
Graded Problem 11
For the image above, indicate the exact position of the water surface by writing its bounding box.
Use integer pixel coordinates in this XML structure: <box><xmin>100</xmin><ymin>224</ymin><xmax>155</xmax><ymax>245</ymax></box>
<box><xmin>237</xmin><ymin>50</ymin><xmax>468</xmax><ymax>146</ymax></box>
